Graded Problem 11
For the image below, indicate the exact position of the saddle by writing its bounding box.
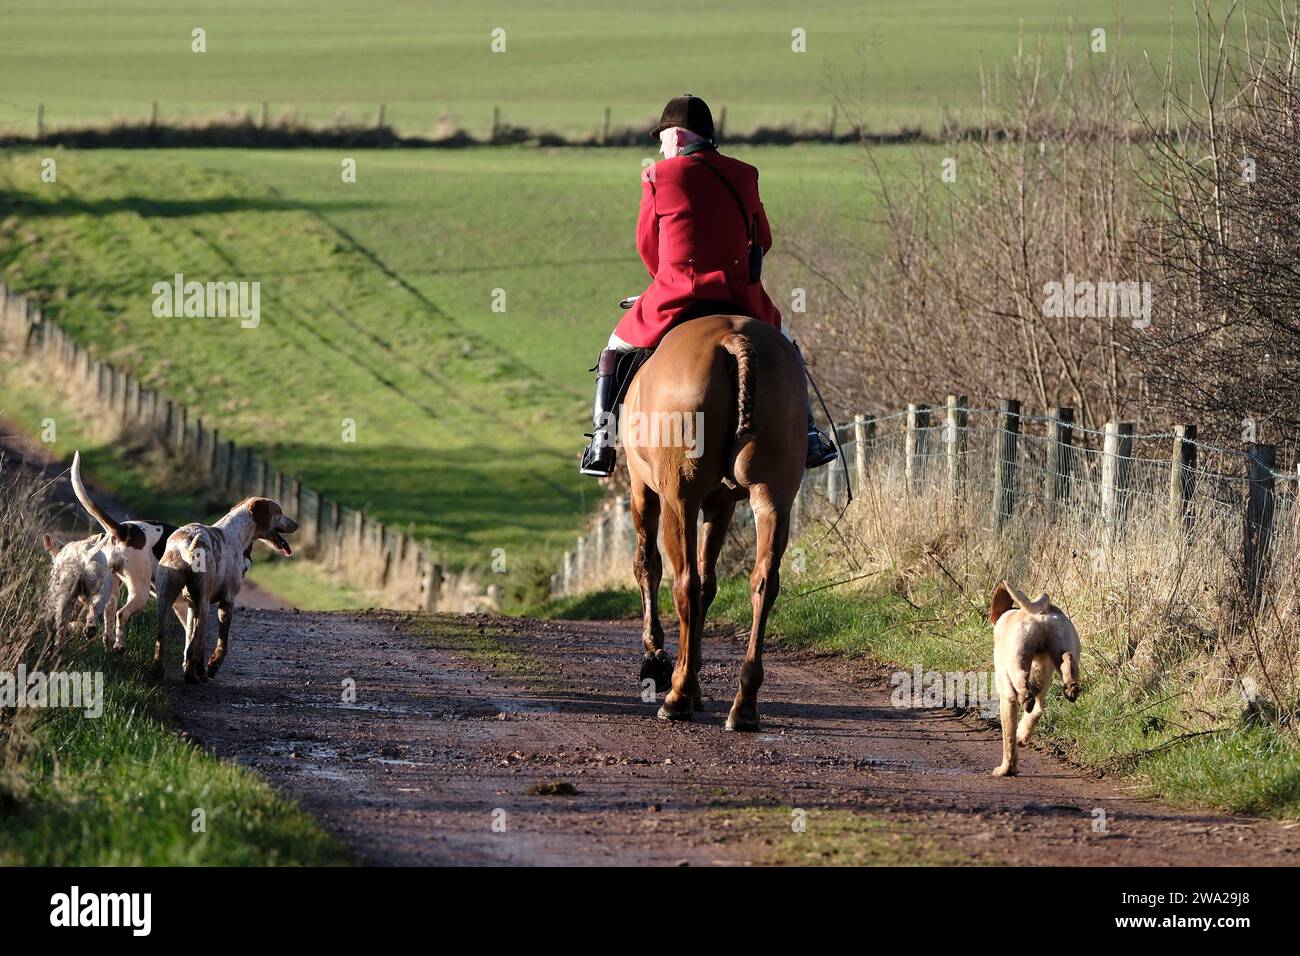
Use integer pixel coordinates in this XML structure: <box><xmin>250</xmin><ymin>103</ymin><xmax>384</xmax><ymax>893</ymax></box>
<box><xmin>605</xmin><ymin>299</ymin><xmax>752</xmax><ymax>403</ymax></box>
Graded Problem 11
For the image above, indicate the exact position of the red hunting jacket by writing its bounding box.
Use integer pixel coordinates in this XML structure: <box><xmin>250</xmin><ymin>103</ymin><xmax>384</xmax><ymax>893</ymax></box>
<box><xmin>613</xmin><ymin>145</ymin><xmax>782</xmax><ymax>349</ymax></box>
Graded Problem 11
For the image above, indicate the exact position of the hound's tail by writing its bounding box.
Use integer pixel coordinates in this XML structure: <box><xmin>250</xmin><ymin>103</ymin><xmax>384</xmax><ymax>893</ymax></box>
<box><xmin>1004</xmin><ymin>581</ymin><xmax>1053</xmax><ymax>615</ymax></box>
<box><xmin>719</xmin><ymin>333</ymin><xmax>756</xmax><ymax>438</ymax></box>
<box><xmin>178</xmin><ymin>531</ymin><xmax>205</xmax><ymax>564</ymax></box>
<box><xmin>71</xmin><ymin>450</ymin><xmax>128</xmax><ymax>543</ymax></box>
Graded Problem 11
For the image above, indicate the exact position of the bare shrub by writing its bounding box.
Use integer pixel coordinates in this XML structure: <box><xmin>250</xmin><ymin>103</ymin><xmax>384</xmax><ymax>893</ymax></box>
<box><xmin>1136</xmin><ymin>0</ymin><xmax>1300</xmax><ymax>445</ymax></box>
<box><xmin>787</xmin><ymin>29</ymin><xmax>1148</xmax><ymax>432</ymax></box>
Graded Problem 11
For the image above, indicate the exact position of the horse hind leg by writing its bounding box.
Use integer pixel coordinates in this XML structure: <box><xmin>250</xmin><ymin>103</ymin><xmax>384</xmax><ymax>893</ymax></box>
<box><xmin>727</xmin><ymin>499</ymin><xmax>790</xmax><ymax>732</ymax></box>
<box><xmin>698</xmin><ymin>496</ymin><xmax>736</xmax><ymax>620</ymax></box>
<box><xmin>658</xmin><ymin>499</ymin><xmax>702</xmax><ymax>721</ymax></box>
<box><xmin>632</xmin><ymin>482</ymin><xmax>672</xmax><ymax>694</ymax></box>
<box><xmin>694</xmin><ymin>495</ymin><xmax>737</xmax><ymax>709</ymax></box>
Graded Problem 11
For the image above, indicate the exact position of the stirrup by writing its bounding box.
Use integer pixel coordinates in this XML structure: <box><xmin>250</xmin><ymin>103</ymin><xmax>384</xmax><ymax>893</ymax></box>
<box><xmin>806</xmin><ymin>431</ymin><xmax>838</xmax><ymax>469</ymax></box>
<box><xmin>580</xmin><ymin>434</ymin><xmax>617</xmax><ymax>477</ymax></box>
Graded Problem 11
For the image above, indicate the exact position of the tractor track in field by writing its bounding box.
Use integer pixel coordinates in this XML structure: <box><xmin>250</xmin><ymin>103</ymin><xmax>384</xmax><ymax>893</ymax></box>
<box><xmin>168</xmin><ymin>608</ymin><xmax>1300</xmax><ymax>866</ymax></box>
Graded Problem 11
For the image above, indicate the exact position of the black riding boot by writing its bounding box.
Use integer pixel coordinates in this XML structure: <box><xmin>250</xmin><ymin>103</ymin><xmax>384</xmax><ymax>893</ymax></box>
<box><xmin>579</xmin><ymin>349</ymin><xmax>620</xmax><ymax>477</ymax></box>
<box><xmin>791</xmin><ymin>340</ymin><xmax>838</xmax><ymax>469</ymax></box>
<box><xmin>806</xmin><ymin>397</ymin><xmax>839</xmax><ymax>469</ymax></box>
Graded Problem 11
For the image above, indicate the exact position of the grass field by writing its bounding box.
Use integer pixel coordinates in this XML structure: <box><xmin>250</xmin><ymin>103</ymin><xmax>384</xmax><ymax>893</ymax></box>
<box><xmin>0</xmin><ymin>1</ymin><xmax>1202</xmax><ymax>138</ymax></box>
<box><xmin>0</xmin><ymin>143</ymin><xmax>923</xmax><ymax>572</ymax></box>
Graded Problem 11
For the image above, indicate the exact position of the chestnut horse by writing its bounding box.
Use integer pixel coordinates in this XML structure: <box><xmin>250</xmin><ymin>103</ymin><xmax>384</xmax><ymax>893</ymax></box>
<box><xmin>621</xmin><ymin>315</ymin><xmax>804</xmax><ymax>731</ymax></box>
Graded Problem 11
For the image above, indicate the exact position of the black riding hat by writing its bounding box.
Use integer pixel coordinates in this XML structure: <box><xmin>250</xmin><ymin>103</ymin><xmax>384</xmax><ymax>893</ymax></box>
<box><xmin>650</xmin><ymin>93</ymin><xmax>715</xmax><ymax>142</ymax></box>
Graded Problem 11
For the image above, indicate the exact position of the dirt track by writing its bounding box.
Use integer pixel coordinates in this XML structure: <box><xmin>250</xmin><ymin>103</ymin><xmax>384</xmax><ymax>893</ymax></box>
<box><xmin>168</xmin><ymin>609</ymin><xmax>1300</xmax><ymax>866</ymax></box>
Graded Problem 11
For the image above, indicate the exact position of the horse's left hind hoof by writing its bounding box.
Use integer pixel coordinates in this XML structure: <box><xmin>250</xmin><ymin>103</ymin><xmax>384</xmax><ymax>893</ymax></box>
<box><xmin>640</xmin><ymin>650</ymin><xmax>673</xmax><ymax>693</ymax></box>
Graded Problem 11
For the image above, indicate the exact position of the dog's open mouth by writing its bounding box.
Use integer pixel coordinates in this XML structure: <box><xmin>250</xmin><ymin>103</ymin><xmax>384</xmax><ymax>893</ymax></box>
<box><xmin>267</xmin><ymin>530</ymin><xmax>293</xmax><ymax>556</ymax></box>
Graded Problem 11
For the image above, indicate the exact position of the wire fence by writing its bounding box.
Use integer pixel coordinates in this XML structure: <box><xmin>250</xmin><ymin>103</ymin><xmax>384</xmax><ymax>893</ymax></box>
<box><xmin>0</xmin><ymin>283</ymin><xmax>467</xmax><ymax>611</ymax></box>
<box><xmin>554</xmin><ymin>395</ymin><xmax>1291</xmax><ymax>607</ymax></box>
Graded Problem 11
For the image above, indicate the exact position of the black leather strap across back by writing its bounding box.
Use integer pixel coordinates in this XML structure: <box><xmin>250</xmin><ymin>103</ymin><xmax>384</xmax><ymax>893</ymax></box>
<box><xmin>686</xmin><ymin>153</ymin><xmax>755</xmax><ymax>245</ymax></box>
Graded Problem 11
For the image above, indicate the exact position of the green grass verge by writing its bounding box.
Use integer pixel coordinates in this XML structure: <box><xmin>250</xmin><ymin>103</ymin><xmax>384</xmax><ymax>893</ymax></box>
<box><xmin>0</xmin><ymin>618</ymin><xmax>351</xmax><ymax>865</ymax></box>
<box><xmin>530</xmin><ymin>574</ymin><xmax>1300</xmax><ymax>818</ymax></box>
<box><xmin>704</xmin><ymin>805</ymin><xmax>977</xmax><ymax>866</ymax></box>
<box><xmin>243</xmin><ymin>559</ymin><xmax>371</xmax><ymax>612</ymax></box>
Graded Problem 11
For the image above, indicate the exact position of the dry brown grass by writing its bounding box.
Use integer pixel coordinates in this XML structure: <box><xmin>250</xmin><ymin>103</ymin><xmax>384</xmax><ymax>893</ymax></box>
<box><xmin>798</xmin><ymin>416</ymin><xmax>1300</xmax><ymax>733</ymax></box>
<box><xmin>0</xmin><ymin>465</ymin><xmax>64</xmax><ymax>798</ymax></box>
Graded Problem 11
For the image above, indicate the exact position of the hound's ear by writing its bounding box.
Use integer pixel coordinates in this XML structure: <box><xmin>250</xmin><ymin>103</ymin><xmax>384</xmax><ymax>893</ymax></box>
<box><xmin>42</xmin><ymin>533</ymin><xmax>59</xmax><ymax>556</ymax></box>
<box><xmin>990</xmin><ymin>582</ymin><xmax>1014</xmax><ymax>624</ymax></box>
<box><xmin>248</xmin><ymin>498</ymin><xmax>272</xmax><ymax>531</ymax></box>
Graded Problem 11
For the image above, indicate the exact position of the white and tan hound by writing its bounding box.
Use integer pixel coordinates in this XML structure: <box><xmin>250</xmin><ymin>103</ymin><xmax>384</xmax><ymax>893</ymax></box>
<box><xmin>154</xmin><ymin>497</ymin><xmax>297</xmax><ymax>683</ymax></box>
<box><xmin>69</xmin><ymin>450</ymin><xmax>178</xmax><ymax>650</ymax></box>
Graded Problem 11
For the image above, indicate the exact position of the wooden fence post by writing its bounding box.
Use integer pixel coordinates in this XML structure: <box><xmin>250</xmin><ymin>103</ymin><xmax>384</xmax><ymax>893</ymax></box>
<box><xmin>422</xmin><ymin>560</ymin><xmax>443</xmax><ymax>612</ymax></box>
<box><xmin>825</xmin><ymin>444</ymin><xmax>842</xmax><ymax>502</ymax></box>
<box><xmin>1169</xmin><ymin>425</ymin><xmax>1197</xmax><ymax>531</ymax></box>
<box><xmin>375</xmin><ymin>522</ymin><xmax>390</xmax><ymax>585</ymax></box>
<box><xmin>595</xmin><ymin>509</ymin><xmax>608</xmax><ymax>572</ymax></box>
<box><xmin>944</xmin><ymin>394</ymin><xmax>967</xmax><ymax>507</ymax></box>
<box><xmin>1243</xmin><ymin>443</ymin><xmax>1276</xmax><ymax>608</ymax></box>
<box><xmin>852</xmin><ymin>414</ymin><xmax>869</xmax><ymax>494</ymax></box>
<box><xmin>330</xmin><ymin>501</ymin><xmax>342</xmax><ymax>568</ymax></box>
<box><xmin>905</xmin><ymin>403</ymin><xmax>930</xmax><ymax>493</ymax></box>
<box><xmin>1047</xmin><ymin>407</ymin><xmax>1074</xmax><ymax>511</ymax></box>
<box><xmin>208</xmin><ymin>428</ymin><xmax>220</xmax><ymax>477</ymax></box>
<box><xmin>223</xmin><ymin>439</ymin><xmax>236</xmax><ymax>493</ymax></box>
<box><xmin>313</xmin><ymin>492</ymin><xmax>326</xmax><ymax>551</ymax></box>
<box><xmin>1101</xmin><ymin>421</ymin><xmax>1134</xmax><ymax>535</ymax></box>
<box><xmin>994</xmin><ymin>399</ymin><xmax>1021</xmax><ymax>527</ymax></box>
<box><xmin>612</xmin><ymin>494</ymin><xmax>629</xmax><ymax>560</ymax></box>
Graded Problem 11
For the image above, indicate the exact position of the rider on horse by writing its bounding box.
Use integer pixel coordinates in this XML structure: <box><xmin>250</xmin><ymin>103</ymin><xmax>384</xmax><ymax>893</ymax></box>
<box><xmin>579</xmin><ymin>93</ymin><xmax>839</xmax><ymax>478</ymax></box>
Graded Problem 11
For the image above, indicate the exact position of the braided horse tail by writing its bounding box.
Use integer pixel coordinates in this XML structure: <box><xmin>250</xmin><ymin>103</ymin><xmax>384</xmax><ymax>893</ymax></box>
<box><xmin>719</xmin><ymin>332</ymin><xmax>756</xmax><ymax>438</ymax></box>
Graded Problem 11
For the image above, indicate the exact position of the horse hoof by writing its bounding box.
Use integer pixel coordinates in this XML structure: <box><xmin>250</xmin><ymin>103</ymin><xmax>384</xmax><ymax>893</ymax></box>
<box><xmin>725</xmin><ymin>710</ymin><xmax>761</xmax><ymax>732</ymax></box>
<box><xmin>658</xmin><ymin>690</ymin><xmax>694</xmax><ymax>721</ymax></box>
<box><xmin>640</xmin><ymin>651</ymin><xmax>673</xmax><ymax>693</ymax></box>
<box><xmin>184</xmin><ymin>670</ymin><xmax>201</xmax><ymax>685</ymax></box>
